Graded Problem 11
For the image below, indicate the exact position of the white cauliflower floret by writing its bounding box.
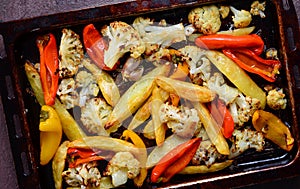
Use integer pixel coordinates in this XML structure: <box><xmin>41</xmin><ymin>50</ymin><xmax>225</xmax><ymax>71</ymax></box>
<box><xmin>229</xmin><ymin>128</ymin><xmax>265</xmax><ymax>159</ymax></box>
<box><xmin>229</xmin><ymin>93</ymin><xmax>261</xmax><ymax>127</ymax></box>
<box><xmin>62</xmin><ymin>161</ymin><xmax>101</xmax><ymax>188</ymax></box>
<box><xmin>75</xmin><ymin>70</ymin><xmax>99</xmax><ymax>107</ymax></box>
<box><xmin>57</xmin><ymin>78</ymin><xmax>79</xmax><ymax>109</ymax></box>
<box><xmin>266</xmin><ymin>88</ymin><xmax>287</xmax><ymax>110</ymax></box>
<box><xmin>133</xmin><ymin>17</ymin><xmax>186</xmax><ymax>55</ymax></box>
<box><xmin>59</xmin><ymin>28</ymin><xmax>84</xmax><ymax>78</ymax></box>
<box><xmin>188</xmin><ymin>5</ymin><xmax>222</xmax><ymax>34</ymax></box>
<box><xmin>179</xmin><ymin>45</ymin><xmax>211</xmax><ymax>84</ymax></box>
<box><xmin>105</xmin><ymin>152</ymin><xmax>140</xmax><ymax>187</ymax></box>
<box><xmin>101</xmin><ymin>21</ymin><xmax>145</xmax><ymax>69</ymax></box>
<box><xmin>230</xmin><ymin>6</ymin><xmax>252</xmax><ymax>28</ymax></box>
<box><xmin>206</xmin><ymin>72</ymin><xmax>239</xmax><ymax>105</ymax></box>
<box><xmin>80</xmin><ymin>98</ymin><xmax>112</xmax><ymax>136</ymax></box>
<box><xmin>250</xmin><ymin>1</ymin><xmax>266</xmax><ymax>18</ymax></box>
<box><xmin>159</xmin><ymin>103</ymin><xmax>200</xmax><ymax>138</ymax></box>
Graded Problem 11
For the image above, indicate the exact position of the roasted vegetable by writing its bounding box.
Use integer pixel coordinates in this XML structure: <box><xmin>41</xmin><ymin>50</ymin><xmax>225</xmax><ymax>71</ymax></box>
<box><xmin>178</xmin><ymin>160</ymin><xmax>233</xmax><ymax>174</ymax></box>
<box><xmin>188</xmin><ymin>5</ymin><xmax>222</xmax><ymax>34</ymax></box>
<box><xmin>252</xmin><ymin>110</ymin><xmax>294</xmax><ymax>151</ymax></box>
<box><xmin>155</xmin><ymin>76</ymin><xmax>216</xmax><ymax>102</ymax></box>
<box><xmin>230</xmin><ymin>6</ymin><xmax>252</xmax><ymax>28</ymax></box>
<box><xmin>205</xmin><ymin>50</ymin><xmax>266</xmax><ymax>108</ymax></box>
<box><xmin>39</xmin><ymin>105</ymin><xmax>62</xmax><ymax>165</ymax></box>
<box><xmin>250</xmin><ymin>1</ymin><xmax>266</xmax><ymax>18</ymax></box>
<box><xmin>36</xmin><ymin>33</ymin><xmax>59</xmax><ymax>106</ymax></box>
<box><xmin>266</xmin><ymin>88</ymin><xmax>287</xmax><ymax>110</ymax></box>
<box><xmin>59</xmin><ymin>28</ymin><xmax>84</xmax><ymax>78</ymax></box>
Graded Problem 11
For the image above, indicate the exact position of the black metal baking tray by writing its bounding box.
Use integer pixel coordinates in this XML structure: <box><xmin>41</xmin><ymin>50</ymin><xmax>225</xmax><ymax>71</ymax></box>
<box><xmin>0</xmin><ymin>0</ymin><xmax>300</xmax><ymax>188</ymax></box>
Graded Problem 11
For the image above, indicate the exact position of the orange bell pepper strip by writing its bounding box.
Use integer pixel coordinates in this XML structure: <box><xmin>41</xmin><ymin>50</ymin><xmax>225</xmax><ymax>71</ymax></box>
<box><xmin>36</xmin><ymin>33</ymin><xmax>59</xmax><ymax>106</ymax></box>
<box><xmin>151</xmin><ymin>137</ymin><xmax>201</xmax><ymax>183</ymax></box>
<box><xmin>195</xmin><ymin>34</ymin><xmax>265</xmax><ymax>55</ymax></box>
<box><xmin>222</xmin><ymin>49</ymin><xmax>281</xmax><ymax>82</ymax></box>
<box><xmin>83</xmin><ymin>24</ymin><xmax>119</xmax><ymax>71</ymax></box>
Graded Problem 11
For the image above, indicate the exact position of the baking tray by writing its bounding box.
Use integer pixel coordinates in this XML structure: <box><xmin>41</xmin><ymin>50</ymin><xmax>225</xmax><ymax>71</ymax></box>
<box><xmin>0</xmin><ymin>0</ymin><xmax>300</xmax><ymax>188</ymax></box>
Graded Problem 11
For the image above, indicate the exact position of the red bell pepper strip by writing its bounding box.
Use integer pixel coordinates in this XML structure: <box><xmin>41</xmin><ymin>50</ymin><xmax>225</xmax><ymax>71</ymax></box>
<box><xmin>83</xmin><ymin>24</ymin><xmax>118</xmax><ymax>71</ymax></box>
<box><xmin>67</xmin><ymin>148</ymin><xmax>114</xmax><ymax>168</ymax></box>
<box><xmin>195</xmin><ymin>34</ymin><xmax>264</xmax><ymax>55</ymax></box>
<box><xmin>208</xmin><ymin>99</ymin><xmax>234</xmax><ymax>139</ymax></box>
<box><xmin>151</xmin><ymin>137</ymin><xmax>201</xmax><ymax>183</ymax></box>
<box><xmin>36</xmin><ymin>34</ymin><xmax>59</xmax><ymax>106</ymax></box>
<box><xmin>222</xmin><ymin>49</ymin><xmax>281</xmax><ymax>82</ymax></box>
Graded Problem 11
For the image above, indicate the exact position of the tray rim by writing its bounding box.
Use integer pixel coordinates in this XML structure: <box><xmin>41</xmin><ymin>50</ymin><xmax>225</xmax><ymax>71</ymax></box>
<box><xmin>1</xmin><ymin>0</ymin><xmax>300</xmax><ymax>188</ymax></box>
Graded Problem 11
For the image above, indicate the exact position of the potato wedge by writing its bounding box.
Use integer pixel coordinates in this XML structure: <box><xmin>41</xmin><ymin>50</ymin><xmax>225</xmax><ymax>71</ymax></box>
<box><xmin>105</xmin><ymin>64</ymin><xmax>171</xmax><ymax>133</ymax></box>
<box><xmin>151</xmin><ymin>86</ymin><xmax>168</xmax><ymax>146</ymax></box>
<box><xmin>252</xmin><ymin>110</ymin><xmax>294</xmax><ymax>151</ymax></box>
<box><xmin>217</xmin><ymin>26</ymin><xmax>255</xmax><ymax>36</ymax></box>
<box><xmin>143</xmin><ymin>120</ymin><xmax>155</xmax><ymax>140</ymax></box>
<box><xmin>205</xmin><ymin>50</ymin><xmax>266</xmax><ymax>108</ymax></box>
<box><xmin>193</xmin><ymin>102</ymin><xmax>230</xmax><ymax>155</ymax></box>
<box><xmin>155</xmin><ymin>76</ymin><xmax>215</xmax><ymax>102</ymax></box>
<box><xmin>82</xmin><ymin>58</ymin><xmax>120</xmax><ymax>106</ymax></box>
<box><xmin>178</xmin><ymin>160</ymin><xmax>233</xmax><ymax>174</ymax></box>
<box><xmin>25</xmin><ymin>62</ymin><xmax>86</xmax><ymax>141</ymax></box>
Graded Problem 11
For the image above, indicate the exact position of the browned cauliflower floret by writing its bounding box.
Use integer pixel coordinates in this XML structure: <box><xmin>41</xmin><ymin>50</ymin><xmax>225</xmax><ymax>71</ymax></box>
<box><xmin>229</xmin><ymin>128</ymin><xmax>265</xmax><ymax>159</ymax></box>
<box><xmin>62</xmin><ymin>161</ymin><xmax>101</xmax><ymax>188</ymax></box>
<box><xmin>57</xmin><ymin>78</ymin><xmax>79</xmax><ymax>109</ymax></box>
<box><xmin>230</xmin><ymin>6</ymin><xmax>252</xmax><ymax>28</ymax></box>
<box><xmin>159</xmin><ymin>103</ymin><xmax>200</xmax><ymax>138</ymax></box>
<box><xmin>266</xmin><ymin>88</ymin><xmax>287</xmax><ymax>110</ymax></box>
<box><xmin>219</xmin><ymin>5</ymin><xmax>230</xmax><ymax>19</ymax></box>
<box><xmin>188</xmin><ymin>5</ymin><xmax>221</xmax><ymax>34</ymax></box>
<box><xmin>229</xmin><ymin>93</ymin><xmax>261</xmax><ymax>127</ymax></box>
<box><xmin>105</xmin><ymin>152</ymin><xmax>140</xmax><ymax>187</ymax></box>
<box><xmin>250</xmin><ymin>1</ymin><xmax>266</xmax><ymax>18</ymax></box>
<box><xmin>132</xmin><ymin>17</ymin><xmax>186</xmax><ymax>55</ymax></box>
<box><xmin>101</xmin><ymin>21</ymin><xmax>145</xmax><ymax>69</ymax></box>
<box><xmin>59</xmin><ymin>28</ymin><xmax>84</xmax><ymax>78</ymax></box>
<box><xmin>80</xmin><ymin>98</ymin><xmax>112</xmax><ymax>136</ymax></box>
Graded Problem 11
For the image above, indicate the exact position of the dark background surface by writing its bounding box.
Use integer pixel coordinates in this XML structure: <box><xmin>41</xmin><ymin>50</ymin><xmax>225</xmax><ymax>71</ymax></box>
<box><xmin>0</xmin><ymin>0</ymin><xmax>299</xmax><ymax>188</ymax></box>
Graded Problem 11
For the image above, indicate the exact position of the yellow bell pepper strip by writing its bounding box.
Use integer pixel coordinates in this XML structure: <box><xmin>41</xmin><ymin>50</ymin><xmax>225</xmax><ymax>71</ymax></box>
<box><xmin>252</xmin><ymin>110</ymin><xmax>294</xmax><ymax>151</ymax></box>
<box><xmin>151</xmin><ymin>137</ymin><xmax>201</xmax><ymax>183</ymax></box>
<box><xmin>39</xmin><ymin>105</ymin><xmax>62</xmax><ymax>165</ymax></box>
<box><xmin>36</xmin><ymin>33</ymin><xmax>59</xmax><ymax>106</ymax></box>
<box><xmin>169</xmin><ymin>62</ymin><xmax>190</xmax><ymax>81</ymax></box>
<box><xmin>121</xmin><ymin>130</ymin><xmax>147</xmax><ymax>187</ymax></box>
<box><xmin>25</xmin><ymin>62</ymin><xmax>87</xmax><ymax>141</ymax></box>
<box><xmin>223</xmin><ymin>49</ymin><xmax>281</xmax><ymax>82</ymax></box>
<box><xmin>205</xmin><ymin>50</ymin><xmax>266</xmax><ymax>109</ymax></box>
<box><xmin>178</xmin><ymin>160</ymin><xmax>233</xmax><ymax>174</ymax></box>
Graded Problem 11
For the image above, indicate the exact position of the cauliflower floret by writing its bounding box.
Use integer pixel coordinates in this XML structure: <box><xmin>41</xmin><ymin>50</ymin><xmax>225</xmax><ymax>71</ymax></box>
<box><xmin>250</xmin><ymin>1</ymin><xmax>266</xmax><ymax>18</ymax></box>
<box><xmin>59</xmin><ymin>28</ymin><xmax>84</xmax><ymax>78</ymax></box>
<box><xmin>206</xmin><ymin>72</ymin><xmax>239</xmax><ymax>105</ymax></box>
<box><xmin>101</xmin><ymin>21</ymin><xmax>145</xmax><ymax>69</ymax></box>
<box><xmin>105</xmin><ymin>152</ymin><xmax>140</xmax><ymax>187</ymax></box>
<box><xmin>188</xmin><ymin>5</ymin><xmax>221</xmax><ymax>34</ymax></box>
<box><xmin>159</xmin><ymin>103</ymin><xmax>200</xmax><ymax>138</ymax></box>
<box><xmin>80</xmin><ymin>98</ymin><xmax>112</xmax><ymax>136</ymax></box>
<box><xmin>133</xmin><ymin>17</ymin><xmax>186</xmax><ymax>55</ymax></box>
<box><xmin>62</xmin><ymin>161</ymin><xmax>101</xmax><ymax>188</ymax></box>
<box><xmin>179</xmin><ymin>45</ymin><xmax>210</xmax><ymax>84</ymax></box>
<box><xmin>230</xmin><ymin>6</ymin><xmax>252</xmax><ymax>28</ymax></box>
<box><xmin>57</xmin><ymin>78</ymin><xmax>79</xmax><ymax>109</ymax></box>
<box><xmin>219</xmin><ymin>5</ymin><xmax>230</xmax><ymax>19</ymax></box>
<box><xmin>229</xmin><ymin>128</ymin><xmax>265</xmax><ymax>159</ymax></box>
<box><xmin>266</xmin><ymin>48</ymin><xmax>278</xmax><ymax>60</ymax></box>
<box><xmin>229</xmin><ymin>93</ymin><xmax>261</xmax><ymax>127</ymax></box>
<box><xmin>75</xmin><ymin>70</ymin><xmax>99</xmax><ymax>107</ymax></box>
<box><xmin>266</xmin><ymin>88</ymin><xmax>287</xmax><ymax>110</ymax></box>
